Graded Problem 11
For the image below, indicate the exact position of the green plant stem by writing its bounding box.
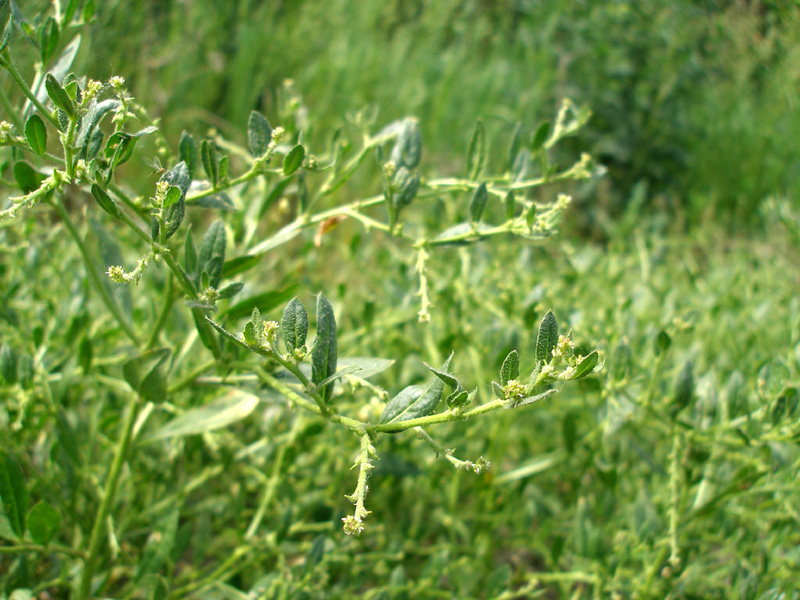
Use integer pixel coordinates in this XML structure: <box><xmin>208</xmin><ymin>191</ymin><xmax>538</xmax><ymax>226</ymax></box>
<box><xmin>78</xmin><ymin>394</ymin><xmax>141</xmax><ymax>600</ymax></box>
<box><xmin>373</xmin><ymin>398</ymin><xmax>506</xmax><ymax>433</ymax></box>
<box><xmin>0</xmin><ymin>543</ymin><xmax>86</xmax><ymax>559</ymax></box>
<box><xmin>244</xmin><ymin>419</ymin><xmax>300</xmax><ymax>539</ymax></box>
<box><xmin>170</xmin><ymin>546</ymin><xmax>252</xmax><ymax>597</ymax></box>
<box><xmin>0</xmin><ymin>81</ymin><xmax>24</xmax><ymax>131</ymax></box>
<box><xmin>50</xmin><ymin>196</ymin><xmax>141</xmax><ymax>346</ymax></box>
<box><xmin>147</xmin><ymin>275</ymin><xmax>176</xmax><ymax>348</ymax></box>
<box><xmin>167</xmin><ymin>359</ymin><xmax>217</xmax><ymax>393</ymax></box>
<box><xmin>1</xmin><ymin>49</ymin><xmax>60</xmax><ymax>128</ymax></box>
<box><xmin>668</xmin><ymin>429</ymin><xmax>682</xmax><ymax>570</ymax></box>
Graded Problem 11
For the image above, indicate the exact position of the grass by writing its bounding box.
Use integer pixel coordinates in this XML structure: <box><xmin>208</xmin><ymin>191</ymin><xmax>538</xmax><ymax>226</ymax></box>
<box><xmin>2</xmin><ymin>1</ymin><xmax>800</xmax><ymax>598</ymax></box>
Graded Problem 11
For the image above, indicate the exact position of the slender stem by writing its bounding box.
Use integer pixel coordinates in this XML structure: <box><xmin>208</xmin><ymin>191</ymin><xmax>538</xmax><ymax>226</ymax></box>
<box><xmin>0</xmin><ymin>82</ymin><xmax>24</xmax><ymax>131</ymax></box>
<box><xmin>78</xmin><ymin>394</ymin><xmax>141</xmax><ymax>600</ymax></box>
<box><xmin>0</xmin><ymin>543</ymin><xmax>86</xmax><ymax>559</ymax></box>
<box><xmin>50</xmin><ymin>196</ymin><xmax>141</xmax><ymax>346</ymax></box>
<box><xmin>1</xmin><ymin>50</ymin><xmax>60</xmax><ymax>128</ymax></box>
<box><xmin>167</xmin><ymin>359</ymin><xmax>217</xmax><ymax>393</ymax></box>
<box><xmin>374</xmin><ymin>399</ymin><xmax>506</xmax><ymax>433</ymax></box>
<box><xmin>170</xmin><ymin>546</ymin><xmax>252</xmax><ymax>597</ymax></box>
<box><xmin>244</xmin><ymin>419</ymin><xmax>300</xmax><ymax>539</ymax></box>
<box><xmin>147</xmin><ymin>275</ymin><xmax>176</xmax><ymax>348</ymax></box>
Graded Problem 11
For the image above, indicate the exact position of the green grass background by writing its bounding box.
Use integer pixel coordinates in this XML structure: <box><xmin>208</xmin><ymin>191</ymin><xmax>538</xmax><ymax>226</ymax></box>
<box><xmin>2</xmin><ymin>0</ymin><xmax>800</xmax><ymax>598</ymax></box>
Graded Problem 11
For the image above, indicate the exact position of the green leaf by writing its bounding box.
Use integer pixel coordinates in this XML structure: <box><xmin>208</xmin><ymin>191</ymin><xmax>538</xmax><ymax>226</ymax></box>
<box><xmin>1</xmin><ymin>344</ymin><xmax>18</xmax><ymax>385</ymax></box>
<box><xmin>27</xmin><ymin>501</ymin><xmax>61</xmax><ymax>546</ymax></box>
<box><xmin>491</xmin><ymin>381</ymin><xmax>505</xmax><ymax>400</ymax></box>
<box><xmin>122</xmin><ymin>348</ymin><xmax>171</xmax><ymax>403</ymax></box>
<box><xmin>14</xmin><ymin>162</ymin><xmax>42</xmax><ymax>194</ymax></box>
<box><xmin>205</xmin><ymin>316</ymin><xmax>269</xmax><ymax>356</ymax></box>
<box><xmin>390</xmin><ymin>117</ymin><xmax>422</xmax><ymax>169</ymax></box>
<box><xmin>500</xmin><ymin>350</ymin><xmax>520</xmax><ymax>385</ymax></box>
<box><xmin>283</xmin><ymin>144</ymin><xmax>305</xmax><ymax>176</ymax></box>
<box><xmin>423</xmin><ymin>353</ymin><xmax>458</xmax><ymax>389</ymax></box>
<box><xmin>248</xmin><ymin>110</ymin><xmax>272</xmax><ymax>158</ymax></box>
<box><xmin>655</xmin><ymin>330</ymin><xmax>671</xmax><ymax>355</ymax></box>
<box><xmin>508</xmin><ymin>122</ymin><xmax>523</xmax><ymax>172</ymax></box>
<box><xmin>380</xmin><ymin>369</ymin><xmax>446</xmax><ymax>426</ymax></box>
<box><xmin>469</xmin><ymin>182</ymin><xmax>488</xmax><ymax>223</ymax></box>
<box><xmin>198</xmin><ymin>220</ymin><xmax>226</xmax><ymax>289</ymax></box>
<box><xmin>571</xmin><ymin>350</ymin><xmax>599</xmax><ymax>380</ymax></box>
<box><xmin>163</xmin><ymin>185</ymin><xmax>182</xmax><ymax>209</ymax></box>
<box><xmin>311</xmin><ymin>293</ymin><xmax>338</xmax><ymax>403</ymax></box>
<box><xmin>466</xmin><ymin>119</ymin><xmax>486</xmax><ymax>180</ymax></box>
<box><xmin>184</xmin><ymin>225</ymin><xmax>198</xmax><ymax>280</ymax></box>
<box><xmin>143</xmin><ymin>574</ymin><xmax>169</xmax><ymax>600</ymax></box>
<box><xmin>91</xmin><ymin>184</ymin><xmax>122</xmax><ymax>220</ymax></box>
<box><xmin>217</xmin><ymin>282</ymin><xmax>244</xmax><ymax>300</ymax></box>
<box><xmin>0</xmin><ymin>11</ymin><xmax>13</xmax><ymax>55</ymax></box>
<box><xmin>281</xmin><ymin>297</ymin><xmax>308</xmax><ymax>354</ymax></box>
<box><xmin>155</xmin><ymin>161</ymin><xmax>190</xmax><ymax>240</ymax></box>
<box><xmin>0</xmin><ymin>452</ymin><xmax>28</xmax><ymax>539</ymax></box>
<box><xmin>134</xmin><ymin>506</ymin><xmax>179</xmax><ymax>584</ymax></box>
<box><xmin>24</xmin><ymin>114</ymin><xmax>47</xmax><ymax>156</ymax></box>
<box><xmin>504</xmin><ymin>190</ymin><xmax>516</xmax><ymax>221</ymax></box>
<box><xmin>201</xmin><ymin>139</ymin><xmax>219</xmax><ymax>187</ymax></box>
<box><xmin>45</xmin><ymin>73</ymin><xmax>74</xmax><ymax>117</ymax></box>
<box><xmin>531</xmin><ymin>120</ymin><xmax>551</xmax><ymax>151</ymax></box>
<box><xmin>535</xmin><ymin>310</ymin><xmax>559</xmax><ymax>365</ymax></box>
<box><xmin>672</xmin><ymin>360</ymin><xmax>694</xmax><ymax>417</ymax></box>
<box><xmin>77</xmin><ymin>98</ymin><xmax>119</xmax><ymax>158</ymax></box>
<box><xmin>39</xmin><ymin>17</ymin><xmax>59</xmax><ymax>63</ymax></box>
<box><xmin>145</xmin><ymin>390</ymin><xmax>259</xmax><ymax>442</ymax></box>
<box><xmin>394</xmin><ymin>169</ymin><xmax>420</xmax><ymax>212</ymax></box>
<box><xmin>219</xmin><ymin>286</ymin><xmax>298</xmax><ymax>320</ymax></box>
<box><xmin>179</xmin><ymin>131</ymin><xmax>198</xmax><ymax>178</ymax></box>
<box><xmin>78</xmin><ymin>335</ymin><xmax>93</xmax><ymax>374</ymax></box>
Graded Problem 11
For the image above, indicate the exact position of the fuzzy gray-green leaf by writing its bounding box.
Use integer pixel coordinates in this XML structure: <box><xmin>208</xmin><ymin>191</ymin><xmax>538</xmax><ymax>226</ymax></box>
<box><xmin>281</xmin><ymin>297</ymin><xmax>308</xmax><ymax>354</ymax></box>
<box><xmin>380</xmin><ymin>371</ymin><xmax>445</xmax><ymax>425</ymax></box>
<box><xmin>469</xmin><ymin>183</ymin><xmax>488</xmax><ymax>223</ymax></box>
<box><xmin>198</xmin><ymin>220</ymin><xmax>226</xmax><ymax>289</ymax></box>
<box><xmin>424</xmin><ymin>353</ymin><xmax>458</xmax><ymax>389</ymax></box>
<box><xmin>179</xmin><ymin>131</ymin><xmax>198</xmax><ymax>178</ymax></box>
<box><xmin>535</xmin><ymin>310</ymin><xmax>559</xmax><ymax>365</ymax></box>
<box><xmin>500</xmin><ymin>350</ymin><xmax>519</xmax><ymax>385</ymax></box>
<box><xmin>24</xmin><ymin>114</ymin><xmax>47</xmax><ymax>156</ymax></box>
<box><xmin>312</xmin><ymin>293</ymin><xmax>338</xmax><ymax>403</ymax></box>
<box><xmin>45</xmin><ymin>73</ymin><xmax>74</xmax><ymax>117</ymax></box>
<box><xmin>248</xmin><ymin>110</ymin><xmax>272</xmax><ymax>158</ymax></box>
<box><xmin>122</xmin><ymin>348</ymin><xmax>171</xmax><ymax>403</ymax></box>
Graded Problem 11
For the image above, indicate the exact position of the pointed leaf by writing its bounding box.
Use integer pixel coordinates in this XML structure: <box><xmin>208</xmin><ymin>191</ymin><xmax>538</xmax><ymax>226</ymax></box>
<box><xmin>469</xmin><ymin>182</ymin><xmax>488</xmax><ymax>223</ymax></box>
<box><xmin>248</xmin><ymin>110</ymin><xmax>272</xmax><ymax>157</ymax></box>
<box><xmin>24</xmin><ymin>114</ymin><xmax>47</xmax><ymax>156</ymax></box>
<box><xmin>27</xmin><ymin>501</ymin><xmax>61</xmax><ymax>546</ymax></box>
<box><xmin>531</xmin><ymin>120</ymin><xmax>550</xmax><ymax>151</ymax></box>
<box><xmin>179</xmin><ymin>131</ymin><xmax>197</xmax><ymax>178</ymax></box>
<box><xmin>466</xmin><ymin>119</ymin><xmax>486</xmax><ymax>180</ymax></box>
<box><xmin>0</xmin><ymin>452</ymin><xmax>28</xmax><ymax>539</ymax></box>
<box><xmin>217</xmin><ymin>282</ymin><xmax>244</xmax><ymax>300</ymax></box>
<box><xmin>183</xmin><ymin>225</ymin><xmax>198</xmax><ymax>279</ymax></box>
<box><xmin>311</xmin><ymin>293</ymin><xmax>338</xmax><ymax>403</ymax></box>
<box><xmin>198</xmin><ymin>220</ymin><xmax>226</xmax><ymax>288</ymax></box>
<box><xmin>281</xmin><ymin>297</ymin><xmax>308</xmax><ymax>354</ymax></box>
<box><xmin>204</xmin><ymin>317</ymin><xmax>269</xmax><ymax>356</ymax></box>
<box><xmin>145</xmin><ymin>390</ymin><xmax>259</xmax><ymax>442</ymax></box>
<box><xmin>535</xmin><ymin>310</ymin><xmax>559</xmax><ymax>364</ymax></box>
<box><xmin>91</xmin><ymin>184</ymin><xmax>122</xmax><ymax>220</ymax></box>
<box><xmin>200</xmin><ymin>139</ymin><xmax>218</xmax><ymax>187</ymax></box>
<box><xmin>283</xmin><ymin>144</ymin><xmax>305</xmax><ymax>176</ymax></box>
<box><xmin>491</xmin><ymin>381</ymin><xmax>505</xmax><ymax>400</ymax></box>
<box><xmin>500</xmin><ymin>350</ymin><xmax>520</xmax><ymax>385</ymax></box>
<box><xmin>39</xmin><ymin>16</ymin><xmax>59</xmax><ymax>63</ymax></box>
<box><xmin>45</xmin><ymin>73</ymin><xmax>74</xmax><ymax>117</ymax></box>
<box><xmin>504</xmin><ymin>190</ymin><xmax>516</xmax><ymax>221</ymax></box>
<box><xmin>14</xmin><ymin>161</ymin><xmax>42</xmax><ymax>194</ymax></box>
<box><xmin>122</xmin><ymin>348</ymin><xmax>171</xmax><ymax>402</ymax></box>
<box><xmin>381</xmin><ymin>374</ymin><xmax>445</xmax><ymax>425</ymax></box>
<box><xmin>423</xmin><ymin>353</ymin><xmax>458</xmax><ymax>389</ymax></box>
<box><xmin>571</xmin><ymin>350</ymin><xmax>599</xmax><ymax>380</ymax></box>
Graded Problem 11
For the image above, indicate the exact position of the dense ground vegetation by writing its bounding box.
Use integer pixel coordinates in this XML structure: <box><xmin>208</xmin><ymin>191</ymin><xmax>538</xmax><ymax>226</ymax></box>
<box><xmin>1</xmin><ymin>1</ymin><xmax>799</xmax><ymax>598</ymax></box>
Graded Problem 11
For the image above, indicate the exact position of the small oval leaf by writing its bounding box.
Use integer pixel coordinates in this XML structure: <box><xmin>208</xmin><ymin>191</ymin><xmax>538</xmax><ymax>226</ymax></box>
<box><xmin>24</xmin><ymin>114</ymin><xmax>47</xmax><ymax>156</ymax></box>
<box><xmin>283</xmin><ymin>144</ymin><xmax>305</xmax><ymax>176</ymax></box>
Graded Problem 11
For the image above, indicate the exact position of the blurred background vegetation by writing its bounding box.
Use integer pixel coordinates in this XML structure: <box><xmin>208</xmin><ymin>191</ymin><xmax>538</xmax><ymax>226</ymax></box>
<box><xmin>56</xmin><ymin>0</ymin><xmax>800</xmax><ymax>228</ymax></box>
<box><xmin>3</xmin><ymin>0</ymin><xmax>800</xmax><ymax>597</ymax></box>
